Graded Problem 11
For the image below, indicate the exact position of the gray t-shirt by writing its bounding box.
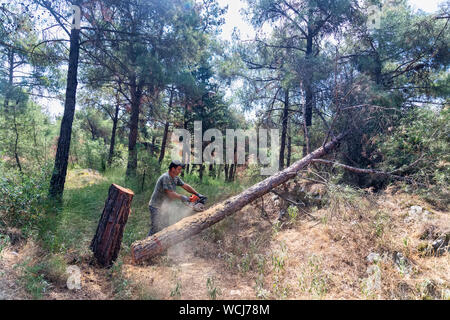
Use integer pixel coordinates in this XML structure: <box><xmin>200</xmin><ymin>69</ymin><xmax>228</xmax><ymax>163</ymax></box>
<box><xmin>149</xmin><ymin>172</ymin><xmax>185</xmax><ymax>208</ymax></box>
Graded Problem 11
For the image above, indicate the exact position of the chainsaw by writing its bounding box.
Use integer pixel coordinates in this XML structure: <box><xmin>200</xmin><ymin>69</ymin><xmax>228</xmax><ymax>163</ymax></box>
<box><xmin>185</xmin><ymin>194</ymin><xmax>208</xmax><ymax>212</ymax></box>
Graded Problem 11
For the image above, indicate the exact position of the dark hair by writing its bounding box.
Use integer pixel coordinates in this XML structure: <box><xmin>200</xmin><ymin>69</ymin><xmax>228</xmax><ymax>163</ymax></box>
<box><xmin>169</xmin><ymin>160</ymin><xmax>185</xmax><ymax>170</ymax></box>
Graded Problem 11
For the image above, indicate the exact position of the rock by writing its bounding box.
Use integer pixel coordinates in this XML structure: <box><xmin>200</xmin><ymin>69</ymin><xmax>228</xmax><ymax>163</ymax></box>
<box><xmin>393</xmin><ymin>252</ymin><xmax>412</xmax><ymax>275</ymax></box>
<box><xmin>429</xmin><ymin>233</ymin><xmax>449</xmax><ymax>256</ymax></box>
<box><xmin>367</xmin><ymin>252</ymin><xmax>381</xmax><ymax>264</ymax></box>
<box><xmin>419</xmin><ymin>279</ymin><xmax>439</xmax><ymax>299</ymax></box>
<box><xmin>230</xmin><ymin>289</ymin><xmax>241</xmax><ymax>296</ymax></box>
<box><xmin>421</xmin><ymin>230</ymin><xmax>450</xmax><ymax>257</ymax></box>
<box><xmin>365</xmin><ymin>264</ymin><xmax>381</xmax><ymax>294</ymax></box>
<box><xmin>277</xmin><ymin>209</ymin><xmax>287</xmax><ymax>221</ymax></box>
<box><xmin>409</xmin><ymin>206</ymin><xmax>423</xmax><ymax>215</ymax></box>
<box><xmin>405</xmin><ymin>206</ymin><xmax>432</xmax><ymax>223</ymax></box>
<box><xmin>443</xmin><ymin>289</ymin><xmax>450</xmax><ymax>300</ymax></box>
<box><xmin>432</xmin><ymin>238</ymin><xmax>445</xmax><ymax>250</ymax></box>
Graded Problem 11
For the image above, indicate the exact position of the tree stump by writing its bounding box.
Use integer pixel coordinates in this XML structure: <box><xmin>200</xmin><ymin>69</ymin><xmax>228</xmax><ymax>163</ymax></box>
<box><xmin>91</xmin><ymin>184</ymin><xmax>134</xmax><ymax>267</ymax></box>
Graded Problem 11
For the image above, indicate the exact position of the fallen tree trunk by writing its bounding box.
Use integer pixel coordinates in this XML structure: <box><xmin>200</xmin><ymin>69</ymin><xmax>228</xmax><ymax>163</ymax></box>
<box><xmin>91</xmin><ymin>184</ymin><xmax>134</xmax><ymax>267</ymax></box>
<box><xmin>131</xmin><ymin>133</ymin><xmax>347</xmax><ymax>263</ymax></box>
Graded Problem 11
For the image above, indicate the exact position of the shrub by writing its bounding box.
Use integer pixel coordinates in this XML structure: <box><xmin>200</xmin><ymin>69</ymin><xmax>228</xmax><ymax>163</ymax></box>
<box><xmin>0</xmin><ymin>160</ymin><xmax>52</xmax><ymax>234</ymax></box>
<box><xmin>380</xmin><ymin>106</ymin><xmax>449</xmax><ymax>207</ymax></box>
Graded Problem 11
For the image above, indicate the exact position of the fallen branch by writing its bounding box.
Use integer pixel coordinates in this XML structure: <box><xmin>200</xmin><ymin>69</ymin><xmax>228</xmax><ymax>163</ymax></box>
<box><xmin>130</xmin><ymin>132</ymin><xmax>347</xmax><ymax>263</ymax></box>
<box><xmin>311</xmin><ymin>159</ymin><xmax>425</xmax><ymax>186</ymax></box>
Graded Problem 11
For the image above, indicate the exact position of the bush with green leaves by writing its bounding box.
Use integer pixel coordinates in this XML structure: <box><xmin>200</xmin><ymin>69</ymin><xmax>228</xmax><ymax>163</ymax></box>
<box><xmin>380</xmin><ymin>106</ymin><xmax>449</xmax><ymax>206</ymax></box>
<box><xmin>0</xmin><ymin>160</ymin><xmax>52</xmax><ymax>233</ymax></box>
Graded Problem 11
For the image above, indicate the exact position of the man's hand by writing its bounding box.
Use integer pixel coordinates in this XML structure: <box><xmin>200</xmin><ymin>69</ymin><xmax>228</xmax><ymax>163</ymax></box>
<box><xmin>180</xmin><ymin>195</ymin><xmax>190</xmax><ymax>203</ymax></box>
<box><xmin>196</xmin><ymin>193</ymin><xmax>206</xmax><ymax>199</ymax></box>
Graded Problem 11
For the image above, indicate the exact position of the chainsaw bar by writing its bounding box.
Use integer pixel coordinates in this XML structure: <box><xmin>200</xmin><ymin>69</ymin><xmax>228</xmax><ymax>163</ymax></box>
<box><xmin>184</xmin><ymin>201</ymin><xmax>206</xmax><ymax>212</ymax></box>
<box><xmin>184</xmin><ymin>194</ymin><xmax>208</xmax><ymax>212</ymax></box>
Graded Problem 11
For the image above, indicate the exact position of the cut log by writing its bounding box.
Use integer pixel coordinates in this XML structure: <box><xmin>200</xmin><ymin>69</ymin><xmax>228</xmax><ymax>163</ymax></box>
<box><xmin>91</xmin><ymin>184</ymin><xmax>134</xmax><ymax>267</ymax></box>
<box><xmin>131</xmin><ymin>133</ymin><xmax>347</xmax><ymax>263</ymax></box>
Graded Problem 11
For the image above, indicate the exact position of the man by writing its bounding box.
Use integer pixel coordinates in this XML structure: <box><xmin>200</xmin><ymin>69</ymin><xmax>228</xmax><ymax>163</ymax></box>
<box><xmin>148</xmin><ymin>160</ymin><xmax>204</xmax><ymax>236</ymax></box>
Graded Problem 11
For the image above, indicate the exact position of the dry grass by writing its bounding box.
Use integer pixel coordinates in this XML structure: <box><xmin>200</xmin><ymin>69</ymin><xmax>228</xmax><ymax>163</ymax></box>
<box><xmin>1</xmin><ymin>178</ymin><xmax>448</xmax><ymax>300</ymax></box>
<box><xmin>117</xmin><ymin>180</ymin><xmax>449</xmax><ymax>300</ymax></box>
<box><xmin>65</xmin><ymin>169</ymin><xmax>105</xmax><ymax>189</ymax></box>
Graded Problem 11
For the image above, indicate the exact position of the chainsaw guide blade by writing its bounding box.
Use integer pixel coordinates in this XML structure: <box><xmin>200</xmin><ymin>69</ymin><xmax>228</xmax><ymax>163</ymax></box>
<box><xmin>184</xmin><ymin>202</ymin><xmax>206</xmax><ymax>212</ymax></box>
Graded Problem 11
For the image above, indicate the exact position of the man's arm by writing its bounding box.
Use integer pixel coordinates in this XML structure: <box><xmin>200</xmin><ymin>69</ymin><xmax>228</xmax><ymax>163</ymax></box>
<box><xmin>181</xmin><ymin>183</ymin><xmax>199</xmax><ymax>195</ymax></box>
<box><xmin>165</xmin><ymin>189</ymin><xmax>185</xmax><ymax>200</ymax></box>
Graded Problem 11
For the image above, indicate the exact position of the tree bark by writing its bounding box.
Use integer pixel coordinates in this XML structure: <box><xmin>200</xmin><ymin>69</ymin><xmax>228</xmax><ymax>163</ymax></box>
<box><xmin>224</xmin><ymin>164</ymin><xmax>229</xmax><ymax>181</ymax></box>
<box><xmin>279</xmin><ymin>88</ymin><xmax>289</xmax><ymax>170</ymax></box>
<box><xmin>287</xmin><ymin>133</ymin><xmax>292</xmax><ymax>167</ymax></box>
<box><xmin>304</xmin><ymin>32</ymin><xmax>314</xmax><ymax>127</ymax></box>
<box><xmin>107</xmin><ymin>93</ymin><xmax>120</xmax><ymax>167</ymax></box>
<box><xmin>49</xmin><ymin>28</ymin><xmax>80</xmax><ymax>198</ymax></box>
<box><xmin>12</xmin><ymin>100</ymin><xmax>22</xmax><ymax>172</ymax></box>
<box><xmin>159</xmin><ymin>88</ymin><xmax>174</xmax><ymax>163</ymax></box>
<box><xmin>91</xmin><ymin>184</ymin><xmax>134</xmax><ymax>267</ymax></box>
<box><xmin>125</xmin><ymin>76</ymin><xmax>142</xmax><ymax>178</ymax></box>
<box><xmin>131</xmin><ymin>132</ymin><xmax>346</xmax><ymax>262</ymax></box>
<box><xmin>148</xmin><ymin>136</ymin><xmax>156</xmax><ymax>157</ymax></box>
<box><xmin>228</xmin><ymin>163</ymin><xmax>235</xmax><ymax>182</ymax></box>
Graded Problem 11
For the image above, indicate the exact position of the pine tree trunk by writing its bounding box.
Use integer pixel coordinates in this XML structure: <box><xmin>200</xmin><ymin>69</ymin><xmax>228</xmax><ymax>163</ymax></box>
<box><xmin>224</xmin><ymin>164</ymin><xmax>229</xmax><ymax>181</ymax></box>
<box><xmin>287</xmin><ymin>133</ymin><xmax>292</xmax><ymax>167</ymax></box>
<box><xmin>12</xmin><ymin>101</ymin><xmax>22</xmax><ymax>172</ymax></box>
<box><xmin>108</xmin><ymin>96</ymin><xmax>120</xmax><ymax>167</ymax></box>
<box><xmin>126</xmin><ymin>77</ymin><xmax>141</xmax><ymax>178</ymax></box>
<box><xmin>49</xmin><ymin>28</ymin><xmax>80</xmax><ymax>198</ymax></box>
<box><xmin>304</xmin><ymin>32</ymin><xmax>314</xmax><ymax>127</ymax></box>
<box><xmin>159</xmin><ymin>89</ymin><xmax>173</xmax><ymax>164</ymax></box>
<box><xmin>228</xmin><ymin>163</ymin><xmax>234</xmax><ymax>182</ymax></box>
<box><xmin>150</xmin><ymin>136</ymin><xmax>156</xmax><ymax>157</ymax></box>
<box><xmin>279</xmin><ymin>88</ymin><xmax>289</xmax><ymax>170</ymax></box>
<box><xmin>131</xmin><ymin>133</ymin><xmax>346</xmax><ymax>262</ymax></box>
<box><xmin>91</xmin><ymin>184</ymin><xmax>134</xmax><ymax>267</ymax></box>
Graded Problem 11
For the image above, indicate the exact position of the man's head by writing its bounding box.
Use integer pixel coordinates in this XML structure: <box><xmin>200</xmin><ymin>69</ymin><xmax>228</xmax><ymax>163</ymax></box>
<box><xmin>168</xmin><ymin>160</ymin><xmax>185</xmax><ymax>176</ymax></box>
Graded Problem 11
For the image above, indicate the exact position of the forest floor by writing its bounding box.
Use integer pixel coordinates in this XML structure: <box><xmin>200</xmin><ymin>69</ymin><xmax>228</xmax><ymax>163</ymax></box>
<box><xmin>1</xmin><ymin>169</ymin><xmax>449</xmax><ymax>300</ymax></box>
